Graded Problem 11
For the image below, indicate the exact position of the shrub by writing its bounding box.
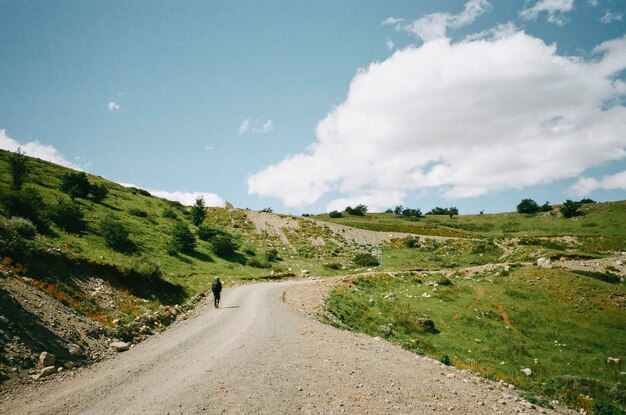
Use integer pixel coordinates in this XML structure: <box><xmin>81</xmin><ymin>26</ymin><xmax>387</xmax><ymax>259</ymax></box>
<box><xmin>246</xmin><ymin>258</ymin><xmax>270</xmax><ymax>268</ymax></box>
<box><xmin>211</xmin><ymin>234</ymin><xmax>239</xmax><ymax>257</ymax></box>
<box><xmin>572</xmin><ymin>270</ymin><xmax>621</xmax><ymax>284</ymax></box>
<box><xmin>580</xmin><ymin>198</ymin><xmax>596</xmax><ymax>204</ymax></box>
<box><xmin>436</xmin><ymin>276</ymin><xmax>453</xmax><ymax>286</ymax></box>
<box><xmin>401</xmin><ymin>208</ymin><xmax>422</xmax><ymax>218</ymax></box>
<box><xmin>126</xmin><ymin>256</ymin><xmax>162</xmax><ymax>279</ymax></box>
<box><xmin>427</xmin><ymin>207</ymin><xmax>458</xmax><ymax>217</ymax></box>
<box><xmin>0</xmin><ymin>217</ymin><xmax>33</xmax><ymax>260</ymax></box>
<box><xmin>324</xmin><ymin>262</ymin><xmax>342</xmax><ymax>270</ymax></box>
<box><xmin>162</xmin><ymin>207</ymin><xmax>177</xmax><ymax>219</ymax></box>
<box><xmin>353</xmin><ymin>253</ymin><xmax>379</xmax><ymax>267</ymax></box>
<box><xmin>100</xmin><ymin>215</ymin><xmax>134</xmax><ymax>252</ymax></box>
<box><xmin>190</xmin><ymin>197</ymin><xmax>206</xmax><ymax>226</ymax></box>
<box><xmin>265</xmin><ymin>248</ymin><xmax>279</xmax><ymax>262</ymax></box>
<box><xmin>49</xmin><ymin>199</ymin><xmax>86</xmax><ymax>233</ymax></box>
<box><xmin>517</xmin><ymin>198</ymin><xmax>540</xmax><ymax>214</ymax></box>
<box><xmin>561</xmin><ymin>200</ymin><xmax>583</xmax><ymax>218</ymax></box>
<box><xmin>440</xmin><ymin>355</ymin><xmax>451</xmax><ymax>365</ymax></box>
<box><xmin>8</xmin><ymin>217</ymin><xmax>37</xmax><ymax>239</ymax></box>
<box><xmin>59</xmin><ymin>172</ymin><xmax>92</xmax><ymax>199</ymax></box>
<box><xmin>260</xmin><ymin>207</ymin><xmax>273</xmax><ymax>213</ymax></box>
<box><xmin>0</xmin><ymin>187</ymin><xmax>46</xmax><ymax>226</ymax></box>
<box><xmin>90</xmin><ymin>183</ymin><xmax>108</xmax><ymax>203</ymax></box>
<box><xmin>539</xmin><ymin>201</ymin><xmax>553</xmax><ymax>212</ymax></box>
<box><xmin>128</xmin><ymin>208</ymin><xmax>148</xmax><ymax>218</ymax></box>
<box><xmin>328</xmin><ymin>210</ymin><xmax>342</xmax><ymax>218</ymax></box>
<box><xmin>169</xmin><ymin>222</ymin><xmax>196</xmax><ymax>253</ymax></box>
<box><xmin>404</xmin><ymin>237</ymin><xmax>420</xmax><ymax>248</ymax></box>
<box><xmin>591</xmin><ymin>401</ymin><xmax>622</xmax><ymax>415</ymax></box>
<box><xmin>197</xmin><ymin>224</ymin><xmax>226</xmax><ymax>241</ymax></box>
<box><xmin>8</xmin><ymin>148</ymin><xmax>28</xmax><ymax>190</ymax></box>
<box><xmin>345</xmin><ymin>204</ymin><xmax>367</xmax><ymax>216</ymax></box>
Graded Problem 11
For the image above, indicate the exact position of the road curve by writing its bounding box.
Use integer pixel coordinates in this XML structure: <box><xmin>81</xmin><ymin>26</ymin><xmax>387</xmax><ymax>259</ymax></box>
<box><xmin>0</xmin><ymin>280</ymin><xmax>566</xmax><ymax>415</ymax></box>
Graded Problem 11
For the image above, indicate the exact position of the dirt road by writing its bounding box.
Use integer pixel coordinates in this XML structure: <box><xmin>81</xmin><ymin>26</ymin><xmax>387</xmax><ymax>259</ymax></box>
<box><xmin>1</xmin><ymin>280</ymin><xmax>567</xmax><ymax>415</ymax></box>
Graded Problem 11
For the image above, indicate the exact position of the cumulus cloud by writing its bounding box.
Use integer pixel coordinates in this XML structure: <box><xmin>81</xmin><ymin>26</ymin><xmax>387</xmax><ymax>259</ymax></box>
<box><xmin>520</xmin><ymin>0</ymin><xmax>575</xmax><ymax>25</ymax></box>
<box><xmin>248</xmin><ymin>31</ymin><xmax>626</xmax><ymax>210</ymax></box>
<box><xmin>121</xmin><ymin>183</ymin><xmax>225</xmax><ymax>207</ymax></box>
<box><xmin>0</xmin><ymin>129</ymin><xmax>81</xmax><ymax>170</ymax></box>
<box><xmin>570</xmin><ymin>171</ymin><xmax>626</xmax><ymax>195</ymax></box>
<box><xmin>601</xmin><ymin>11</ymin><xmax>623</xmax><ymax>24</ymax></box>
<box><xmin>107</xmin><ymin>101</ymin><xmax>120</xmax><ymax>111</ymax></box>
<box><xmin>381</xmin><ymin>17</ymin><xmax>404</xmax><ymax>25</ymax></box>
<box><xmin>238</xmin><ymin>118</ymin><xmax>251</xmax><ymax>134</ymax></box>
<box><xmin>386</xmin><ymin>39</ymin><xmax>395</xmax><ymax>50</ymax></box>
<box><xmin>398</xmin><ymin>0</ymin><xmax>491</xmax><ymax>42</ymax></box>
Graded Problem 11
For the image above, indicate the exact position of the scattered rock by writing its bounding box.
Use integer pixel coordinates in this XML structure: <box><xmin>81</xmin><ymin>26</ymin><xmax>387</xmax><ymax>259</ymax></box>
<box><xmin>63</xmin><ymin>361</ymin><xmax>74</xmax><ymax>370</ymax></box>
<box><xmin>67</xmin><ymin>343</ymin><xmax>82</xmax><ymax>356</ymax></box>
<box><xmin>416</xmin><ymin>318</ymin><xmax>437</xmax><ymax>334</ymax></box>
<box><xmin>537</xmin><ymin>258</ymin><xmax>552</xmax><ymax>268</ymax></box>
<box><xmin>607</xmin><ymin>357</ymin><xmax>620</xmax><ymax>365</ymax></box>
<box><xmin>39</xmin><ymin>352</ymin><xmax>56</xmax><ymax>367</ymax></box>
<box><xmin>39</xmin><ymin>366</ymin><xmax>57</xmax><ymax>378</ymax></box>
<box><xmin>521</xmin><ymin>368</ymin><xmax>532</xmax><ymax>376</ymax></box>
<box><xmin>110</xmin><ymin>341</ymin><xmax>130</xmax><ymax>352</ymax></box>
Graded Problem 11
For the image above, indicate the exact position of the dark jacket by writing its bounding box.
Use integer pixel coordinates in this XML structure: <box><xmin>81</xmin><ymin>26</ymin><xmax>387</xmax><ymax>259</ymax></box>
<box><xmin>211</xmin><ymin>279</ymin><xmax>222</xmax><ymax>294</ymax></box>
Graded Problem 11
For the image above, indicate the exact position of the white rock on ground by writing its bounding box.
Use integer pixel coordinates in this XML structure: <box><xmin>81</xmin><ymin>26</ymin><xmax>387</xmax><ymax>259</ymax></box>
<box><xmin>39</xmin><ymin>366</ymin><xmax>57</xmax><ymax>378</ymax></box>
<box><xmin>109</xmin><ymin>341</ymin><xmax>130</xmax><ymax>352</ymax></box>
<box><xmin>39</xmin><ymin>352</ymin><xmax>55</xmax><ymax>367</ymax></box>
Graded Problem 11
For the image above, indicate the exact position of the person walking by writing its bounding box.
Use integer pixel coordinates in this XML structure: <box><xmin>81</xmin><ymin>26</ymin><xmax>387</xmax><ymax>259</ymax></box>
<box><xmin>211</xmin><ymin>276</ymin><xmax>222</xmax><ymax>309</ymax></box>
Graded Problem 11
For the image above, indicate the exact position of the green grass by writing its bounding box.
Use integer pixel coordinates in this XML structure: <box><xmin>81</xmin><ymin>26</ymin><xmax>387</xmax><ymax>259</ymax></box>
<box><xmin>314</xmin><ymin>204</ymin><xmax>626</xmax><ymax>239</ymax></box>
<box><xmin>326</xmin><ymin>268</ymin><xmax>626</xmax><ymax>410</ymax></box>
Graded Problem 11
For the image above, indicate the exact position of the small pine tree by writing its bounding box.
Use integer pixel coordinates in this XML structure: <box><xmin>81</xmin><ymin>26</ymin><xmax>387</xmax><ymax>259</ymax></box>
<box><xmin>8</xmin><ymin>148</ymin><xmax>28</xmax><ymax>190</ymax></box>
<box><xmin>190</xmin><ymin>197</ymin><xmax>206</xmax><ymax>226</ymax></box>
<box><xmin>90</xmin><ymin>183</ymin><xmax>108</xmax><ymax>203</ymax></box>
<box><xmin>59</xmin><ymin>172</ymin><xmax>92</xmax><ymax>199</ymax></box>
<box><xmin>50</xmin><ymin>199</ymin><xmax>86</xmax><ymax>234</ymax></box>
<box><xmin>560</xmin><ymin>200</ymin><xmax>583</xmax><ymax>218</ymax></box>
<box><xmin>100</xmin><ymin>215</ymin><xmax>134</xmax><ymax>252</ymax></box>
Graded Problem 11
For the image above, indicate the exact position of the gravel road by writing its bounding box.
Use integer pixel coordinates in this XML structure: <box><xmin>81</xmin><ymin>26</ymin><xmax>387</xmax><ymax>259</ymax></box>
<box><xmin>0</xmin><ymin>280</ymin><xmax>570</xmax><ymax>415</ymax></box>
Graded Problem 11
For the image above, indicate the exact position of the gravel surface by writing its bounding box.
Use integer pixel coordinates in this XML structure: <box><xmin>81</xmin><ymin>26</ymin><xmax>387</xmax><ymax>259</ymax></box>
<box><xmin>0</xmin><ymin>279</ymin><xmax>575</xmax><ymax>415</ymax></box>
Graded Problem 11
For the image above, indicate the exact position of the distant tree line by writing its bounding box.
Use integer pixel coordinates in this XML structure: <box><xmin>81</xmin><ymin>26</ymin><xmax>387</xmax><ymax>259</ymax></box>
<box><xmin>516</xmin><ymin>198</ymin><xmax>595</xmax><ymax>218</ymax></box>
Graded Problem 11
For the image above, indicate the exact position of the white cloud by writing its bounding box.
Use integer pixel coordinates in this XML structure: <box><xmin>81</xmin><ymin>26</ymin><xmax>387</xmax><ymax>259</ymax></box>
<box><xmin>107</xmin><ymin>101</ymin><xmax>120</xmax><ymax>111</ymax></box>
<box><xmin>239</xmin><ymin>118</ymin><xmax>273</xmax><ymax>134</ymax></box>
<box><xmin>520</xmin><ymin>0</ymin><xmax>575</xmax><ymax>25</ymax></box>
<box><xmin>238</xmin><ymin>118</ymin><xmax>251</xmax><ymax>134</ymax></box>
<box><xmin>0</xmin><ymin>129</ymin><xmax>81</xmax><ymax>170</ymax></box>
<box><xmin>248</xmin><ymin>31</ymin><xmax>626</xmax><ymax>209</ymax></box>
<box><xmin>121</xmin><ymin>183</ymin><xmax>225</xmax><ymax>207</ymax></box>
<box><xmin>386</xmin><ymin>39</ymin><xmax>395</xmax><ymax>50</ymax></box>
<box><xmin>382</xmin><ymin>17</ymin><xmax>404</xmax><ymax>25</ymax></box>
<box><xmin>601</xmin><ymin>10</ymin><xmax>623</xmax><ymax>24</ymax></box>
<box><xmin>399</xmin><ymin>0</ymin><xmax>491</xmax><ymax>42</ymax></box>
<box><xmin>204</xmin><ymin>145</ymin><xmax>214</xmax><ymax>151</ymax></box>
<box><xmin>570</xmin><ymin>171</ymin><xmax>626</xmax><ymax>195</ymax></box>
<box><xmin>588</xmin><ymin>0</ymin><xmax>598</xmax><ymax>6</ymax></box>
<box><xmin>253</xmin><ymin>120</ymin><xmax>273</xmax><ymax>134</ymax></box>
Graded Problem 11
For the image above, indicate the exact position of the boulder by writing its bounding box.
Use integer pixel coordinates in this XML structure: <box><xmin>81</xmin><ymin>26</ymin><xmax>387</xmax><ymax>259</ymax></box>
<box><xmin>607</xmin><ymin>357</ymin><xmax>621</xmax><ymax>365</ymax></box>
<box><xmin>416</xmin><ymin>318</ymin><xmax>437</xmax><ymax>334</ymax></box>
<box><xmin>521</xmin><ymin>368</ymin><xmax>532</xmax><ymax>376</ymax></box>
<box><xmin>39</xmin><ymin>352</ymin><xmax>56</xmax><ymax>367</ymax></box>
<box><xmin>67</xmin><ymin>343</ymin><xmax>82</xmax><ymax>356</ymax></box>
<box><xmin>110</xmin><ymin>341</ymin><xmax>130</xmax><ymax>352</ymax></box>
<box><xmin>63</xmin><ymin>361</ymin><xmax>74</xmax><ymax>370</ymax></box>
<box><xmin>537</xmin><ymin>258</ymin><xmax>552</xmax><ymax>268</ymax></box>
<box><xmin>40</xmin><ymin>366</ymin><xmax>57</xmax><ymax>378</ymax></box>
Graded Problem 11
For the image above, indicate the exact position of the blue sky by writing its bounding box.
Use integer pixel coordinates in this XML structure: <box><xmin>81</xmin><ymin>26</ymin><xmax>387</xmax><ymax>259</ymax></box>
<box><xmin>1</xmin><ymin>0</ymin><xmax>625</xmax><ymax>214</ymax></box>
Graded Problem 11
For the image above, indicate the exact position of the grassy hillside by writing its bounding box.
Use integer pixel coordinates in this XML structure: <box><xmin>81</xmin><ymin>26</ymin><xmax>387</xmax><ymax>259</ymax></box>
<box><xmin>327</xmin><ymin>267</ymin><xmax>626</xmax><ymax>412</ymax></box>
<box><xmin>314</xmin><ymin>202</ymin><xmax>626</xmax><ymax>239</ymax></box>
<box><xmin>0</xmin><ymin>150</ymin><xmax>367</xmax><ymax>324</ymax></box>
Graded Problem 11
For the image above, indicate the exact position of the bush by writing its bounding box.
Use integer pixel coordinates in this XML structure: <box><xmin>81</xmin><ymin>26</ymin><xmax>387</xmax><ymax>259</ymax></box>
<box><xmin>0</xmin><ymin>217</ymin><xmax>33</xmax><ymax>260</ymax></box>
<box><xmin>345</xmin><ymin>204</ymin><xmax>367</xmax><ymax>216</ymax></box>
<box><xmin>246</xmin><ymin>258</ymin><xmax>270</xmax><ymax>268</ymax></box>
<box><xmin>404</xmin><ymin>237</ymin><xmax>420</xmax><ymax>248</ymax></box>
<box><xmin>440</xmin><ymin>355</ymin><xmax>451</xmax><ymax>365</ymax></box>
<box><xmin>0</xmin><ymin>187</ymin><xmax>46</xmax><ymax>226</ymax></box>
<box><xmin>401</xmin><ymin>208</ymin><xmax>422</xmax><ymax>218</ymax></box>
<box><xmin>90</xmin><ymin>183</ymin><xmax>108</xmax><ymax>203</ymax></box>
<box><xmin>324</xmin><ymin>262</ymin><xmax>342</xmax><ymax>270</ymax></box>
<box><xmin>561</xmin><ymin>200</ymin><xmax>583</xmax><ymax>218</ymax></box>
<box><xmin>100</xmin><ymin>216</ymin><xmax>134</xmax><ymax>252</ymax></box>
<box><xmin>591</xmin><ymin>400</ymin><xmax>622</xmax><ymax>415</ymax></box>
<box><xmin>353</xmin><ymin>253</ymin><xmax>379</xmax><ymax>267</ymax></box>
<box><xmin>328</xmin><ymin>210</ymin><xmax>342</xmax><ymax>218</ymax></box>
<box><xmin>580</xmin><ymin>198</ymin><xmax>596</xmax><ymax>204</ymax></box>
<box><xmin>265</xmin><ymin>248</ymin><xmax>279</xmax><ymax>262</ymax></box>
<box><xmin>49</xmin><ymin>199</ymin><xmax>86</xmax><ymax>233</ymax></box>
<box><xmin>126</xmin><ymin>256</ymin><xmax>162</xmax><ymax>279</ymax></box>
<box><xmin>260</xmin><ymin>207</ymin><xmax>273</xmax><ymax>213</ymax></box>
<box><xmin>8</xmin><ymin>217</ymin><xmax>37</xmax><ymax>239</ymax></box>
<box><xmin>190</xmin><ymin>197</ymin><xmax>206</xmax><ymax>226</ymax></box>
<box><xmin>539</xmin><ymin>201</ymin><xmax>553</xmax><ymax>212</ymax></box>
<box><xmin>162</xmin><ymin>207</ymin><xmax>177</xmax><ymax>219</ymax></box>
<box><xmin>197</xmin><ymin>224</ymin><xmax>226</xmax><ymax>241</ymax></box>
<box><xmin>128</xmin><ymin>208</ymin><xmax>148</xmax><ymax>218</ymax></box>
<box><xmin>427</xmin><ymin>207</ymin><xmax>458</xmax><ymax>217</ymax></box>
<box><xmin>169</xmin><ymin>222</ymin><xmax>196</xmax><ymax>253</ymax></box>
<box><xmin>517</xmin><ymin>198</ymin><xmax>540</xmax><ymax>214</ymax></box>
<box><xmin>59</xmin><ymin>172</ymin><xmax>92</xmax><ymax>199</ymax></box>
<box><xmin>211</xmin><ymin>234</ymin><xmax>239</xmax><ymax>257</ymax></box>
